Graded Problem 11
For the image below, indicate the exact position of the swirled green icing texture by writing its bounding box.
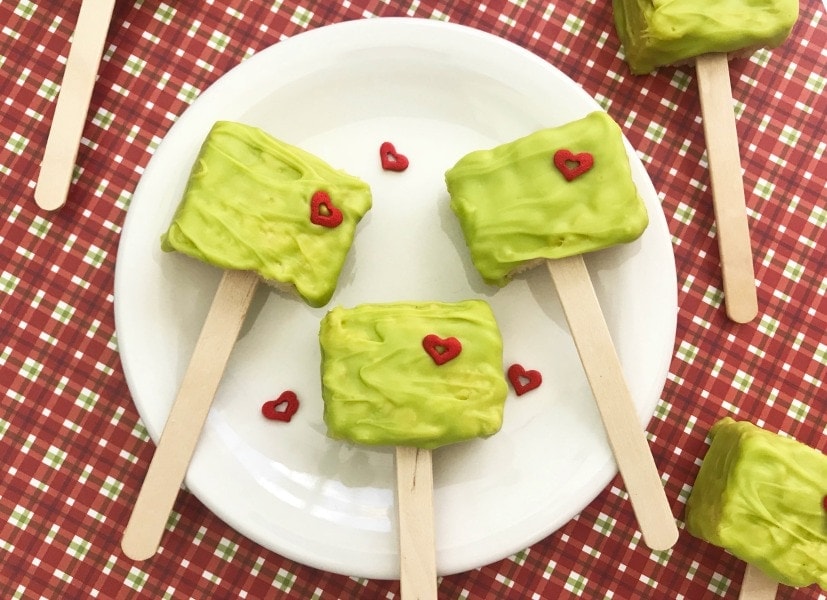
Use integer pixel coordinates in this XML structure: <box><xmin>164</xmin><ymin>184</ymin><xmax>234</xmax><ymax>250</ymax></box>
<box><xmin>685</xmin><ymin>417</ymin><xmax>827</xmax><ymax>589</ymax></box>
<box><xmin>161</xmin><ymin>121</ymin><xmax>372</xmax><ymax>307</ymax></box>
<box><xmin>319</xmin><ymin>301</ymin><xmax>508</xmax><ymax>449</ymax></box>
<box><xmin>613</xmin><ymin>0</ymin><xmax>799</xmax><ymax>74</ymax></box>
<box><xmin>445</xmin><ymin>111</ymin><xmax>648</xmax><ymax>286</ymax></box>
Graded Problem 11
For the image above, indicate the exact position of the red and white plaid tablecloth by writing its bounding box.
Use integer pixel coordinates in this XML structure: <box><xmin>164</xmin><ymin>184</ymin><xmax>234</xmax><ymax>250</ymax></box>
<box><xmin>1</xmin><ymin>1</ymin><xmax>824</xmax><ymax>598</ymax></box>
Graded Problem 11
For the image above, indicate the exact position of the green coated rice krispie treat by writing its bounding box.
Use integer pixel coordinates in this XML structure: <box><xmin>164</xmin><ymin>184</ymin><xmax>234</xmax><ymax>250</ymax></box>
<box><xmin>319</xmin><ymin>300</ymin><xmax>508</xmax><ymax>450</ymax></box>
<box><xmin>161</xmin><ymin>121</ymin><xmax>372</xmax><ymax>307</ymax></box>
<box><xmin>685</xmin><ymin>417</ymin><xmax>826</xmax><ymax>589</ymax></box>
<box><xmin>612</xmin><ymin>0</ymin><xmax>799</xmax><ymax>74</ymax></box>
<box><xmin>445</xmin><ymin>111</ymin><xmax>648</xmax><ymax>286</ymax></box>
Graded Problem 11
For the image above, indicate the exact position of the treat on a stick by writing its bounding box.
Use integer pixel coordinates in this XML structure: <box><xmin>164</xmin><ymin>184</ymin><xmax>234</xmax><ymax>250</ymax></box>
<box><xmin>445</xmin><ymin>111</ymin><xmax>678</xmax><ymax>551</ymax></box>
<box><xmin>161</xmin><ymin>121</ymin><xmax>372</xmax><ymax>308</ymax></box>
<box><xmin>121</xmin><ymin>121</ymin><xmax>372</xmax><ymax>561</ymax></box>
<box><xmin>612</xmin><ymin>0</ymin><xmax>799</xmax><ymax>323</ymax></box>
<box><xmin>612</xmin><ymin>0</ymin><xmax>799</xmax><ymax>75</ymax></box>
<box><xmin>35</xmin><ymin>0</ymin><xmax>117</xmax><ymax>211</ymax></box>
<box><xmin>319</xmin><ymin>300</ymin><xmax>508</xmax><ymax>596</ymax></box>
<box><xmin>685</xmin><ymin>417</ymin><xmax>827</xmax><ymax>594</ymax></box>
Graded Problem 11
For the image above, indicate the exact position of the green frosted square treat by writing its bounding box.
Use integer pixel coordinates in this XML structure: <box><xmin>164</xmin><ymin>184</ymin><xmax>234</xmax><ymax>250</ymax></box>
<box><xmin>445</xmin><ymin>111</ymin><xmax>648</xmax><ymax>287</ymax></box>
<box><xmin>319</xmin><ymin>300</ymin><xmax>508</xmax><ymax>450</ymax></box>
<box><xmin>161</xmin><ymin>121</ymin><xmax>372</xmax><ymax>307</ymax></box>
<box><xmin>613</xmin><ymin>0</ymin><xmax>799</xmax><ymax>74</ymax></box>
<box><xmin>685</xmin><ymin>417</ymin><xmax>827</xmax><ymax>589</ymax></box>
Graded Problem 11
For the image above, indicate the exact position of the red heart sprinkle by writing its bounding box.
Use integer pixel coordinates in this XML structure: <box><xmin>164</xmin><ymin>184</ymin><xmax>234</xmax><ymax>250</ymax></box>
<box><xmin>553</xmin><ymin>149</ymin><xmax>594</xmax><ymax>181</ymax></box>
<box><xmin>422</xmin><ymin>334</ymin><xmax>461</xmax><ymax>365</ymax></box>
<box><xmin>823</xmin><ymin>494</ymin><xmax>827</xmax><ymax>512</ymax></box>
<box><xmin>261</xmin><ymin>390</ymin><xmax>300</xmax><ymax>422</ymax></box>
<box><xmin>310</xmin><ymin>190</ymin><xmax>343</xmax><ymax>228</ymax></box>
<box><xmin>380</xmin><ymin>141</ymin><xmax>409</xmax><ymax>172</ymax></box>
<box><xmin>507</xmin><ymin>364</ymin><xmax>542</xmax><ymax>396</ymax></box>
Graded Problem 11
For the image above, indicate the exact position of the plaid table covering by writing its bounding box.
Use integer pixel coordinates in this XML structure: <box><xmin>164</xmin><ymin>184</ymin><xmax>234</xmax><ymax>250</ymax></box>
<box><xmin>1</xmin><ymin>1</ymin><xmax>824</xmax><ymax>598</ymax></box>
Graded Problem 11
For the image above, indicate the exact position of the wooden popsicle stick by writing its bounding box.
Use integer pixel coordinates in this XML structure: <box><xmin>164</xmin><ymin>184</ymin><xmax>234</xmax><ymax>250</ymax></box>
<box><xmin>35</xmin><ymin>0</ymin><xmax>117</xmax><ymax>211</ymax></box>
<box><xmin>546</xmin><ymin>255</ymin><xmax>679</xmax><ymax>551</ymax></box>
<box><xmin>739</xmin><ymin>563</ymin><xmax>778</xmax><ymax>600</ymax></box>
<box><xmin>695</xmin><ymin>53</ymin><xmax>759</xmax><ymax>323</ymax></box>
<box><xmin>395</xmin><ymin>446</ymin><xmax>438</xmax><ymax>600</ymax></box>
<box><xmin>121</xmin><ymin>269</ymin><xmax>259</xmax><ymax>561</ymax></box>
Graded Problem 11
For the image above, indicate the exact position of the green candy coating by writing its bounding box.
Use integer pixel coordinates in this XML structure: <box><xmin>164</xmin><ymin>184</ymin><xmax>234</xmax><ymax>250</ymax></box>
<box><xmin>445</xmin><ymin>111</ymin><xmax>648</xmax><ymax>286</ymax></box>
<box><xmin>319</xmin><ymin>300</ymin><xmax>508</xmax><ymax>450</ymax></box>
<box><xmin>161</xmin><ymin>121</ymin><xmax>372</xmax><ymax>307</ymax></box>
<box><xmin>612</xmin><ymin>0</ymin><xmax>799</xmax><ymax>74</ymax></box>
<box><xmin>685</xmin><ymin>417</ymin><xmax>827</xmax><ymax>589</ymax></box>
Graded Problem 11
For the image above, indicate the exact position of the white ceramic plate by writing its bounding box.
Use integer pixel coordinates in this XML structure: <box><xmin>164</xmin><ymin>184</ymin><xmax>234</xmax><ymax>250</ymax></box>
<box><xmin>115</xmin><ymin>17</ymin><xmax>677</xmax><ymax>579</ymax></box>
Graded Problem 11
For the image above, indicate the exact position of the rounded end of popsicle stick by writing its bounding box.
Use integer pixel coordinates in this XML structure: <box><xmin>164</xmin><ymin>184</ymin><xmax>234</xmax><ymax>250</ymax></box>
<box><xmin>726</xmin><ymin>297</ymin><xmax>758</xmax><ymax>324</ymax></box>
<box><xmin>122</xmin><ymin>507</ymin><xmax>166</xmax><ymax>561</ymax></box>
<box><xmin>641</xmin><ymin>520</ymin><xmax>680</xmax><ymax>552</ymax></box>
<box><xmin>34</xmin><ymin>179</ymin><xmax>69</xmax><ymax>212</ymax></box>
<box><xmin>121</xmin><ymin>527</ymin><xmax>162</xmax><ymax>561</ymax></box>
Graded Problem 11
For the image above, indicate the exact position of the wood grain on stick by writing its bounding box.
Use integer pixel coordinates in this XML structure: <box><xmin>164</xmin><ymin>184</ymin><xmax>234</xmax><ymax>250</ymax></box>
<box><xmin>121</xmin><ymin>270</ymin><xmax>259</xmax><ymax>560</ymax></box>
<box><xmin>395</xmin><ymin>446</ymin><xmax>438</xmax><ymax>600</ymax></box>
<box><xmin>35</xmin><ymin>0</ymin><xmax>117</xmax><ymax>211</ymax></box>
<box><xmin>546</xmin><ymin>255</ymin><xmax>678</xmax><ymax>551</ymax></box>
<box><xmin>739</xmin><ymin>563</ymin><xmax>778</xmax><ymax>600</ymax></box>
<box><xmin>695</xmin><ymin>53</ymin><xmax>759</xmax><ymax>323</ymax></box>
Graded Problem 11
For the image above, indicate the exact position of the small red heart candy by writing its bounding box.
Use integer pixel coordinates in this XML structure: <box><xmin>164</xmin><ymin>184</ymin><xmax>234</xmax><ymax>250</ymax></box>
<box><xmin>310</xmin><ymin>190</ymin><xmax>343</xmax><ymax>228</ymax></box>
<box><xmin>553</xmin><ymin>149</ymin><xmax>594</xmax><ymax>181</ymax></box>
<box><xmin>507</xmin><ymin>364</ymin><xmax>542</xmax><ymax>396</ymax></box>
<box><xmin>261</xmin><ymin>390</ymin><xmax>300</xmax><ymax>422</ymax></box>
<box><xmin>380</xmin><ymin>141</ymin><xmax>409</xmax><ymax>172</ymax></box>
<box><xmin>422</xmin><ymin>334</ymin><xmax>461</xmax><ymax>365</ymax></box>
